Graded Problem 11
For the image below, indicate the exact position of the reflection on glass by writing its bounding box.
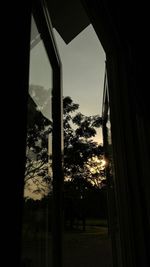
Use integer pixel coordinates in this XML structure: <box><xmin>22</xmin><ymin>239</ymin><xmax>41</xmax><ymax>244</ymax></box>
<box><xmin>103</xmin><ymin>75</ymin><xmax>121</xmax><ymax>266</ymax></box>
<box><xmin>106</xmin><ymin>107</ymin><xmax>114</xmax><ymax>179</ymax></box>
<box><xmin>21</xmin><ymin>16</ymin><xmax>53</xmax><ymax>267</ymax></box>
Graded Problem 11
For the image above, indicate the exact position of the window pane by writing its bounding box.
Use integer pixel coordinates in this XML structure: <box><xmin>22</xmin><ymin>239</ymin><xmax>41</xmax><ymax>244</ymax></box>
<box><xmin>21</xmin><ymin>15</ymin><xmax>53</xmax><ymax>267</ymax></box>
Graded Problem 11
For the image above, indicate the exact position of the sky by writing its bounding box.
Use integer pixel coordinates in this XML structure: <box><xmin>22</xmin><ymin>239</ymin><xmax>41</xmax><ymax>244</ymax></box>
<box><xmin>53</xmin><ymin>26</ymin><xmax>106</xmax><ymax>116</ymax></box>
<box><xmin>29</xmin><ymin>23</ymin><xmax>106</xmax><ymax>144</ymax></box>
<box><xmin>27</xmin><ymin>23</ymin><xmax>106</xmax><ymax>199</ymax></box>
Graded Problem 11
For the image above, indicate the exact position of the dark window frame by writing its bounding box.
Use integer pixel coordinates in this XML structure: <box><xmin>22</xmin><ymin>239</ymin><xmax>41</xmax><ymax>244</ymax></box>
<box><xmin>32</xmin><ymin>1</ymin><xmax>63</xmax><ymax>267</ymax></box>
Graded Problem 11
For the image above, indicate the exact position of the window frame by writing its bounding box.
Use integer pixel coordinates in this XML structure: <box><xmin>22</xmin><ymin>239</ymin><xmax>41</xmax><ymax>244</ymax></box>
<box><xmin>32</xmin><ymin>1</ymin><xmax>63</xmax><ymax>267</ymax></box>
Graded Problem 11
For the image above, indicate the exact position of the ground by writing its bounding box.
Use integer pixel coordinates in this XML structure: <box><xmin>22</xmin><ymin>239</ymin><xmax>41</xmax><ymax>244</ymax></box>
<box><xmin>63</xmin><ymin>226</ymin><xmax>113</xmax><ymax>267</ymax></box>
<box><xmin>22</xmin><ymin>223</ymin><xmax>113</xmax><ymax>267</ymax></box>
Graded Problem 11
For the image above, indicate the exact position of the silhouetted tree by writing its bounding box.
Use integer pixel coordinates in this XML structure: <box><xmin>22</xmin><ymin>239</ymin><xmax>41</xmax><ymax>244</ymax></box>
<box><xmin>24</xmin><ymin>95</ymin><xmax>52</xmax><ymax>199</ymax></box>
<box><xmin>63</xmin><ymin>96</ymin><xmax>105</xmax><ymax>187</ymax></box>
<box><xmin>25</xmin><ymin>93</ymin><xmax>105</xmax><ymax>200</ymax></box>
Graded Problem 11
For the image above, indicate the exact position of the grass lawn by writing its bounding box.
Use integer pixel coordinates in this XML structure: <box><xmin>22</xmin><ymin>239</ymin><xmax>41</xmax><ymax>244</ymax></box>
<box><xmin>22</xmin><ymin>218</ymin><xmax>113</xmax><ymax>267</ymax></box>
<box><xmin>63</xmin><ymin>219</ymin><xmax>112</xmax><ymax>267</ymax></box>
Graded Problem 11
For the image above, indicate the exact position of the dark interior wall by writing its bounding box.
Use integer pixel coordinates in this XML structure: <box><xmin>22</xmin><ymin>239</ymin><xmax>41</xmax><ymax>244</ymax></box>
<box><xmin>1</xmin><ymin>1</ymin><xmax>31</xmax><ymax>266</ymax></box>
<box><xmin>82</xmin><ymin>0</ymin><xmax>150</xmax><ymax>266</ymax></box>
<box><xmin>106</xmin><ymin>52</ymin><xmax>150</xmax><ymax>267</ymax></box>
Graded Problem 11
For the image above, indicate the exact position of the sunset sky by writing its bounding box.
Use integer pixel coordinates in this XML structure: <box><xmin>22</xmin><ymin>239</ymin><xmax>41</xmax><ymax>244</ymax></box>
<box><xmin>26</xmin><ymin>23</ymin><xmax>106</xmax><ymax>199</ymax></box>
<box><xmin>29</xmin><ymin>22</ymin><xmax>106</xmax><ymax>144</ymax></box>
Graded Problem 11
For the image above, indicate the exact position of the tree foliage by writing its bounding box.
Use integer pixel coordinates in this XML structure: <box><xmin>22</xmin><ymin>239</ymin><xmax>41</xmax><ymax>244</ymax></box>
<box><xmin>25</xmin><ymin>94</ymin><xmax>105</xmax><ymax>200</ymax></box>
<box><xmin>24</xmin><ymin>95</ymin><xmax>52</xmax><ymax>200</ymax></box>
<box><xmin>63</xmin><ymin>97</ymin><xmax>104</xmax><ymax>184</ymax></box>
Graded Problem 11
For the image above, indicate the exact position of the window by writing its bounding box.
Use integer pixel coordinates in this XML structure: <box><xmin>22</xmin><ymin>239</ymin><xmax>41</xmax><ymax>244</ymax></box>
<box><xmin>21</xmin><ymin>1</ymin><xmax>63</xmax><ymax>266</ymax></box>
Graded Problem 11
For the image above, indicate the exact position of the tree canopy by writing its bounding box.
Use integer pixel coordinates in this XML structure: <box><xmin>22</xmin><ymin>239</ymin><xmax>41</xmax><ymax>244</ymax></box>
<box><xmin>24</xmin><ymin>94</ymin><xmax>106</xmax><ymax>200</ymax></box>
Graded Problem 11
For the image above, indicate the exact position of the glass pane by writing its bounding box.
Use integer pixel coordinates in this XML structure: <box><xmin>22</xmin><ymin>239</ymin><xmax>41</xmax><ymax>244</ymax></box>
<box><xmin>103</xmin><ymin>86</ymin><xmax>122</xmax><ymax>266</ymax></box>
<box><xmin>53</xmin><ymin>25</ymin><xmax>112</xmax><ymax>267</ymax></box>
<box><xmin>21</xmin><ymin>15</ymin><xmax>53</xmax><ymax>267</ymax></box>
